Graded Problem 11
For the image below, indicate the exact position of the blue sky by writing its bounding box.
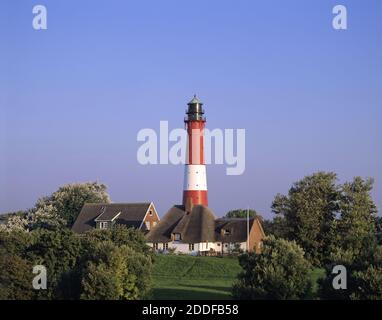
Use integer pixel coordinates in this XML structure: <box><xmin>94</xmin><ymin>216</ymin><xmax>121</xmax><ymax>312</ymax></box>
<box><xmin>1</xmin><ymin>0</ymin><xmax>381</xmax><ymax>218</ymax></box>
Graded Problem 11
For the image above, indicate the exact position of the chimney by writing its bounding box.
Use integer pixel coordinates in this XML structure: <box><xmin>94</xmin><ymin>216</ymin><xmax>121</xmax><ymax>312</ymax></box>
<box><xmin>185</xmin><ymin>197</ymin><xmax>194</xmax><ymax>213</ymax></box>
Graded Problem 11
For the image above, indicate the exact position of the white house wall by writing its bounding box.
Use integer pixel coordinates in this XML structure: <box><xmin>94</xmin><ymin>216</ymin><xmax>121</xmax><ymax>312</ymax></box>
<box><xmin>147</xmin><ymin>241</ymin><xmax>248</xmax><ymax>254</ymax></box>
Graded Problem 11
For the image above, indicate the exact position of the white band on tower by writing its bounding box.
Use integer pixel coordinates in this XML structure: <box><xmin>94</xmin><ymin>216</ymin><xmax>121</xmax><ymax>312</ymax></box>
<box><xmin>183</xmin><ymin>164</ymin><xmax>207</xmax><ymax>191</ymax></box>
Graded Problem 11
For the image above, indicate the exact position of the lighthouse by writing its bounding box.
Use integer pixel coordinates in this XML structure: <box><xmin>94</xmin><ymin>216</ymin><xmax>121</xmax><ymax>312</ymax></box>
<box><xmin>182</xmin><ymin>95</ymin><xmax>208</xmax><ymax>207</ymax></box>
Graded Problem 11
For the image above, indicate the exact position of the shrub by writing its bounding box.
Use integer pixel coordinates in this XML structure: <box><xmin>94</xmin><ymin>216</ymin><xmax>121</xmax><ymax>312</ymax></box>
<box><xmin>232</xmin><ymin>236</ymin><xmax>312</xmax><ymax>300</ymax></box>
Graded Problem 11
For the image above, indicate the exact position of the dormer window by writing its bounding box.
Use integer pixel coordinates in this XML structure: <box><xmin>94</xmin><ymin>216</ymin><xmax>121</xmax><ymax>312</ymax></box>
<box><xmin>222</xmin><ymin>229</ymin><xmax>231</xmax><ymax>235</ymax></box>
<box><xmin>99</xmin><ymin>221</ymin><xmax>109</xmax><ymax>229</ymax></box>
<box><xmin>174</xmin><ymin>233</ymin><xmax>181</xmax><ymax>241</ymax></box>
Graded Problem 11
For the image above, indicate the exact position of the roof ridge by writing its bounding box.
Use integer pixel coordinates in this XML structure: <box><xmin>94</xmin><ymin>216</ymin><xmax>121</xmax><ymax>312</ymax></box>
<box><xmin>84</xmin><ymin>202</ymin><xmax>151</xmax><ymax>206</ymax></box>
<box><xmin>216</xmin><ymin>217</ymin><xmax>257</xmax><ymax>221</ymax></box>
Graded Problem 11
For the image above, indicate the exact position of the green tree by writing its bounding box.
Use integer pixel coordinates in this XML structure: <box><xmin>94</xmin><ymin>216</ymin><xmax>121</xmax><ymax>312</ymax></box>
<box><xmin>271</xmin><ymin>172</ymin><xmax>339</xmax><ymax>265</ymax></box>
<box><xmin>351</xmin><ymin>265</ymin><xmax>382</xmax><ymax>300</ymax></box>
<box><xmin>0</xmin><ymin>211</ymin><xmax>29</xmax><ymax>232</ymax></box>
<box><xmin>27</xmin><ymin>228</ymin><xmax>83</xmax><ymax>299</ymax></box>
<box><xmin>319</xmin><ymin>178</ymin><xmax>380</xmax><ymax>300</ymax></box>
<box><xmin>232</xmin><ymin>236</ymin><xmax>312</xmax><ymax>300</ymax></box>
<box><xmin>0</xmin><ymin>226</ymin><xmax>153</xmax><ymax>300</ymax></box>
<box><xmin>83</xmin><ymin>225</ymin><xmax>151</xmax><ymax>256</ymax></box>
<box><xmin>376</xmin><ymin>216</ymin><xmax>382</xmax><ymax>245</ymax></box>
<box><xmin>330</xmin><ymin>177</ymin><xmax>378</xmax><ymax>263</ymax></box>
<box><xmin>319</xmin><ymin>245</ymin><xmax>382</xmax><ymax>300</ymax></box>
<box><xmin>0</xmin><ymin>183</ymin><xmax>111</xmax><ymax>231</ymax></box>
<box><xmin>224</xmin><ymin>209</ymin><xmax>258</xmax><ymax>219</ymax></box>
<box><xmin>31</xmin><ymin>182</ymin><xmax>111</xmax><ymax>228</ymax></box>
<box><xmin>0</xmin><ymin>229</ymin><xmax>36</xmax><ymax>256</ymax></box>
<box><xmin>0</xmin><ymin>230</ymin><xmax>38</xmax><ymax>300</ymax></box>
<box><xmin>81</xmin><ymin>226</ymin><xmax>153</xmax><ymax>298</ymax></box>
<box><xmin>0</xmin><ymin>252</ymin><xmax>35</xmax><ymax>300</ymax></box>
<box><xmin>262</xmin><ymin>216</ymin><xmax>289</xmax><ymax>239</ymax></box>
<box><xmin>80</xmin><ymin>242</ymin><xmax>139</xmax><ymax>300</ymax></box>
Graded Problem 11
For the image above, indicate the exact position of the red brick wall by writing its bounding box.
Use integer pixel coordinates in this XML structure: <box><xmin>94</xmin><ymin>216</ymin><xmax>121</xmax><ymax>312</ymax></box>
<box><xmin>143</xmin><ymin>204</ymin><xmax>160</xmax><ymax>230</ymax></box>
<box><xmin>248</xmin><ymin>219</ymin><xmax>265</xmax><ymax>253</ymax></box>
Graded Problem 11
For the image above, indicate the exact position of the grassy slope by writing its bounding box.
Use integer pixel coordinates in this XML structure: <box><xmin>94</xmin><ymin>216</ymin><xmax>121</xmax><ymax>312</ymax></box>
<box><xmin>152</xmin><ymin>255</ymin><xmax>241</xmax><ymax>300</ymax></box>
<box><xmin>151</xmin><ymin>254</ymin><xmax>326</xmax><ymax>300</ymax></box>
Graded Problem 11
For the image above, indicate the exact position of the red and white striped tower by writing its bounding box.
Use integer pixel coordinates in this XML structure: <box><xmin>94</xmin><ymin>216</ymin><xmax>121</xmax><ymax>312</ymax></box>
<box><xmin>183</xmin><ymin>95</ymin><xmax>208</xmax><ymax>207</ymax></box>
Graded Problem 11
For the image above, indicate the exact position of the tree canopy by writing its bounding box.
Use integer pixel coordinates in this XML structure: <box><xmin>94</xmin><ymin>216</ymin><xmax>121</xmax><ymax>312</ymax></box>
<box><xmin>224</xmin><ymin>209</ymin><xmax>258</xmax><ymax>219</ymax></box>
<box><xmin>32</xmin><ymin>182</ymin><xmax>111</xmax><ymax>228</ymax></box>
<box><xmin>0</xmin><ymin>182</ymin><xmax>111</xmax><ymax>231</ymax></box>
<box><xmin>80</xmin><ymin>242</ymin><xmax>140</xmax><ymax>300</ymax></box>
<box><xmin>0</xmin><ymin>225</ymin><xmax>153</xmax><ymax>300</ymax></box>
<box><xmin>232</xmin><ymin>236</ymin><xmax>312</xmax><ymax>300</ymax></box>
<box><xmin>271</xmin><ymin>172</ymin><xmax>339</xmax><ymax>265</ymax></box>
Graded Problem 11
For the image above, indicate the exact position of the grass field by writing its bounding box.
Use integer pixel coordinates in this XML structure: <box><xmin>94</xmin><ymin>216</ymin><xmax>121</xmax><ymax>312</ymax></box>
<box><xmin>152</xmin><ymin>254</ymin><xmax>241</xmax><ymax>300</ymax></box>
<box><xmin>151</xmin><ymin>254</ymin><xmax>326</xmax><ymax>300</ymax></box>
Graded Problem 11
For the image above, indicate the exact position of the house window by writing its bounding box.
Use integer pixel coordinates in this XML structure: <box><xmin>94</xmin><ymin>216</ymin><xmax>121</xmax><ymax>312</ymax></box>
<box><xmin>153</xmin><ymin>221</ymin><xmax>157</xmax><ymax>227</ymax></box>
<box><xmin>99</xmin><ymin>221</ymin><xmax>109</xmax><ymax>229</ymax></box>
<box><xmin>149</xmin><ymin>210</ymin><xmax>153</xmax><ymax>216</ymax></box>
<box><xmin>223</xmin><ymin>229</ymin><xmax>231</xmax><ymax>235</ymax></box>
<box><xmin>174</xmin><ymin>233</ymin><xmax>181</xmax><ymax>241</ymax></box>
<box><xmin>189</xmin><ymin>243</ymin><xmax>194</xmax><ymax>251</ymax></box>
<box><xmin>164</xmin><ymin>243</ymin><xmax>168</xmax><ymax>250</ymax></box>
<box><xmin>145</xmin><ymin>221</ymin><xmax>151</xmax><ymax>230</ymax></box>
<box><xmin>154</xmin><ymin>243</ymin><xmax>159</xmax><ymax>250</ymax></box>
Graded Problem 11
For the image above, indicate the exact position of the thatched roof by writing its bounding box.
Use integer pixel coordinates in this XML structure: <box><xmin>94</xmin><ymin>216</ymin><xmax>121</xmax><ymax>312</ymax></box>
<box><xmin>146</xmin><ymin>205</ymin><xmax>259</xmax><ymax>244</ymax></box>
<box><xmin>172</xmin><ymin>205</ymin><xmax>216</xmax><ymax>243</ymax></box>
<box><xmin>215</xmin><ymin>218</ymin><xmax>256</xmax><ymax>243</ymax></box>
<box><xmin>145</xmin><ymin>205</ymin><xmax>185</xmax><ymax>243</ymax></box>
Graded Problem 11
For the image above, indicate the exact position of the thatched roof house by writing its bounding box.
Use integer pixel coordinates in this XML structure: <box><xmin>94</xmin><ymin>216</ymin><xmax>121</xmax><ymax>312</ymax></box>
<box><xmin>146</xmin><ymin>204</ymin><xmax>265</xmax><ymax>254</ymax></box>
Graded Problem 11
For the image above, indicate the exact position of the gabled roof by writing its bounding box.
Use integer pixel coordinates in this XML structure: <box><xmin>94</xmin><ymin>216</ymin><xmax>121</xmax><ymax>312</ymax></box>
<box><xmin>72</xmin><ymin>202</ymin><xmax>152</xmax><ymax>233</ymax></box>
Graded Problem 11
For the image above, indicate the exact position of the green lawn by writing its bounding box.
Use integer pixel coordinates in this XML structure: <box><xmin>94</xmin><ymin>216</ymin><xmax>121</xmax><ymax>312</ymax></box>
<box><xmin>152</xmin><ymin>254</ymin><xmax>241</xmax><ymax>300</ymax></box>
<box><xmin>151</xmin><ymin>254</ymin><xmax>326</xmax><ymax>300</ymax></box>
<box><xmin>310</xmin><ymin>267</ymin><xmax>326</xmax><ymax>295</ymax></box>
